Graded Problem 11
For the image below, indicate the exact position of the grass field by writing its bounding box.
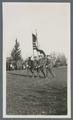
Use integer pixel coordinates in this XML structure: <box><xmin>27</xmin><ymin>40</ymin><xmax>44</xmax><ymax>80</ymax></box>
<box><xmin>6</xmin><ymin>66</ymin><xmax>67</xmax><ymax>115</ymax></box>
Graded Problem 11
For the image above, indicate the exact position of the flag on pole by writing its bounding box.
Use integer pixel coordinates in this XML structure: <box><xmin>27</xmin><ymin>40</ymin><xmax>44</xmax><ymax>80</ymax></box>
<box><xmin>32</xmin><ymin>33</ymin><xmax>37</xmax><ymax>50</ymax></box>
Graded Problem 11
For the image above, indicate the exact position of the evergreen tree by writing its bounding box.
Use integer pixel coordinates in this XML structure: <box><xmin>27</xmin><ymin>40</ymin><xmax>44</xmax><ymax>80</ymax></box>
<box><xmin>11</xmin><ymin>39</ymin><xmax>21</xmax><ymax>69</ymax></box>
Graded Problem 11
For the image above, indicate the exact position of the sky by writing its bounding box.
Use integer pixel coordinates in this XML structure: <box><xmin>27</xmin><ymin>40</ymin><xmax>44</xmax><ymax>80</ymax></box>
<box><xmin>3</xmin><ymin>3</ymin><xmax>70</xmax><ymax>59</ymax></box>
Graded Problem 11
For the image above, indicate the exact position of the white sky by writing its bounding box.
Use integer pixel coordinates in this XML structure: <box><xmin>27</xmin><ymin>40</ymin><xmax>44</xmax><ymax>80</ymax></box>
<box><xmin>3</xmin><ymin>3</ymin><xmax>70</xmax><ymax>59</ymax></box>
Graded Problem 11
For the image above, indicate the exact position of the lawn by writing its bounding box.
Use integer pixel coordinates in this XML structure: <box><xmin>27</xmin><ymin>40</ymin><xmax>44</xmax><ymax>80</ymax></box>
<box><xmin>6</xmin><ymin>66</ymin><xmax>67</xmax><ymax>115</ymax></box>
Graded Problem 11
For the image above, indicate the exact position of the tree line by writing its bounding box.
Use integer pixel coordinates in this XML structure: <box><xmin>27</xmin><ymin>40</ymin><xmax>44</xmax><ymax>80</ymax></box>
<box><xmin>6</xmin><ymin>39</ymin><xmax>67</xmax><ymax>70</ymax></box>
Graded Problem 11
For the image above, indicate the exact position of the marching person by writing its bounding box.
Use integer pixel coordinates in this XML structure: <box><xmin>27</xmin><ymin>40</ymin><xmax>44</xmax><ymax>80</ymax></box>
<box><xmin>46</xmin><ymin>55</ymin><xmax>55</xmax><ymax>78</ymax></box>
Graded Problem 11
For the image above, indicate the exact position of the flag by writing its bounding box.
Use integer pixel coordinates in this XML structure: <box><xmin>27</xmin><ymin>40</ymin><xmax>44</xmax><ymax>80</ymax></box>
<box><xmin>32</xmin><ymin>33</ymin><xmax>37</xmax><ymax>50</ymax></box>
<box><xmin>36</xmin><ymin>47</ymin><xmax>46</xmax><ymax>57</ymax></box>
<box><xmin>32</xmin><ymin>33</ymin><xmax>37</xmax><ymax>42</ymax></box>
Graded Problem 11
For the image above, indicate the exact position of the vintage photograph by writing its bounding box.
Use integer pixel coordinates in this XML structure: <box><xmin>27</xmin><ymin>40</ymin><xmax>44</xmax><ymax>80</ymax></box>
<box><xmin>3</xmin><ymin>2</ymin><xmax>71</xmax><ymax>118</ymax></box>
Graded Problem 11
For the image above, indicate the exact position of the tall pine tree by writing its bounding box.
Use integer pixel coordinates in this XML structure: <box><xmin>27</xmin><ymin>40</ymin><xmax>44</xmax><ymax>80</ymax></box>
<box><xmin>11</xmin><ymin>39</ymin><xmax>21</xmax><ymax>69</ymax></box>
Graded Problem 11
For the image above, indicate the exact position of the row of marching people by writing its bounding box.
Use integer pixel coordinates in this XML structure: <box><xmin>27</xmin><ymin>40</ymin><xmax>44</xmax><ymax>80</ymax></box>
<box><xmin>24</xmin><ymin>55</ymin><xmax>55</xmax><ymax>78</ymax></box>
<box><xmin>6</xmin><ymin>54</ymin><xmax>55</xmax><ymax>78</ymax></box>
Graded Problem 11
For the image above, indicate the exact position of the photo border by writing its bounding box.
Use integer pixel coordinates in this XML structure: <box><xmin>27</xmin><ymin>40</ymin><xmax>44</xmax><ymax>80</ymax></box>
<box><xmin>0</xmin><ymin>0</ymin><xmax>72</xmax><ymax>120</ymax></box>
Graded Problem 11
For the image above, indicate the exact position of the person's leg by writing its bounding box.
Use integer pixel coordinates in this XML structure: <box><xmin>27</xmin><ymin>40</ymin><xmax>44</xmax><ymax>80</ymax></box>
<box><xmin>36</xmin><ymin>67</ymin><xmax>40</xmax><ymax>77</ymax></box>
<box><xmin>46</xmin><ymin>67</ymin><xmax>49</xmax><ymax>78</ymax></box>
<box><xmin>41</xmin><ymin>67</ymin><xmax>46</xmax><ymax>78</ymax></box>
<box><xmin>48</xmin><ymin>67</ymin><xmax>55</xmax><ymax>77</ymax></box>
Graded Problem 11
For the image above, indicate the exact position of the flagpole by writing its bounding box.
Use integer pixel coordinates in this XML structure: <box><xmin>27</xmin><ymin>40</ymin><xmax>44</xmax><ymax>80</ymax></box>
<box><xmin>33</xmin><ymin>46</ymin><xmax>34</xmax><ymax>60</ymax></box>
<box><xmin>36</xmin><ymin>30</ymin><xmax>39</xmax><ymax>59</ymax></box>
<box><xmin>32</xmin><ymin>30</ymin><xmax>38</xmax><ymax>60</ymax></box>
<box><xmin>32</xmin><ymin>34</ymin><xmax>34</xmax><ymax>60</ymax></box>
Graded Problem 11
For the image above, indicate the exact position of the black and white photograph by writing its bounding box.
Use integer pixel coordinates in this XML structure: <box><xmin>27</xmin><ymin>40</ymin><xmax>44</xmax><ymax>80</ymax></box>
<box><xmin>3</xmin><ymin>2</ymin><xmax>71</xmax><ymax>118</ymax></box>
